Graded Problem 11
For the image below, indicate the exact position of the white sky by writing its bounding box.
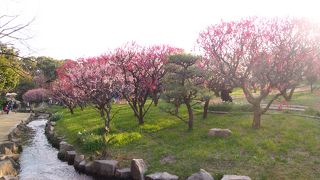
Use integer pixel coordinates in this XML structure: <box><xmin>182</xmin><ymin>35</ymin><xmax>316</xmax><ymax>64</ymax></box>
<box><xmin>1</xmin><ymin>0</ymin><xmax>320</xmax><ymax>60</ymax></box>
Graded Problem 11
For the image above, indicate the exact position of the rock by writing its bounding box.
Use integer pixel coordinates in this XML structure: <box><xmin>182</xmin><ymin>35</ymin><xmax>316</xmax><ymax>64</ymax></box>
<box><xmin>51</xmin><ymin>122</ymin><xmax>56</xmax><ymax>126</ymax></box>
<box><xmin>0</xmin><ymin>175</ymin><xmax>18</xmax><ymax>180</ymax></box>
<box><xmin>0</xmin><ymin>143</ymin><xmax>18</xmax><ymax>155</ymax></box>
<box><xmin>187</xmin><ymin>169</ymin><xmax>213</xmax><ymax>180</ymax></box>
<box><xmin>131</xmin><ymin>159</ymin><xmax>147</xmax><ymax>180</ymax></box>
<box><xmin>94</xmin><ymin>160</ymin><xmax>118</xmax><ymax>177</ymax></box>
<box><xmin>66</xmin><ymin>151</ymin><xmax>76</xmax><ymax>165</ymax></box>
<box><xmin>77</xmin><ymin>160</ymin><xmax>86</xmax><ymax>172</ymax></box>
<box><xmin>146</xmin><ymin>172</ymin><xmax>178</xmax><ymax>180</ymax></box>
<box><xmin>85</xmin><ymin>161</ymin><xmax>96</xmax><ymax>175</ymax></box>
<box><xmin>74</xmin><ymin>154</ymin><xmax>85</xmax><ymax>170</ymax></box>
<box><xmin>0</xmin><ymin>159</ymin><xmax>18</xmax><ymax>177</ymax></box>
<box><xmin>57</xmin><ymin>151</ymin><xmax>65</xmax><ymax>161</ymax></box>
<box><xmin>115</xmin><ymin>168</ymin><xmax>131</xmax><ymax>179</ymax></box>
<box><xmin>221</xmin><ymin>175</ymin><xmax>251</xmax><ymax>180</ymax></box>
<box><xmin>57</xmin><ymin>141</ymin><xmax>74</xmax><ymax>161</ymax></box>
<box><xmin>208</xmin><ymin>128</ymin><xmax>232</xmax><ymax>137</ymax></box>
<box><xmin>0</xmin><ymin>154</ymin><xmax>20</xmax><ymax>161</ymax></box>
<box><xmin>59</xmin><ymin>141</ymin><xmax>74</xmax><ymax>152</ymax></box>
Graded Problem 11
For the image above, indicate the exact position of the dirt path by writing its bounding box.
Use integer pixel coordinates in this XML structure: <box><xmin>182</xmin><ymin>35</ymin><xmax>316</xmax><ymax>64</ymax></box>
<box><xmin>0</xmin><ymin>112</ymin><xmax>30</xmax><ymax>143</ymax></box>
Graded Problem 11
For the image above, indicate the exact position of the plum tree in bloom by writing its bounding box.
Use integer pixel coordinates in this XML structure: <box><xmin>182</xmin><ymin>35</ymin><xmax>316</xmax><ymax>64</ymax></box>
<box><xmin>55</xmin><ymin>60</ymin><xmax>86</xmax><ymax>111</ymax></box>
<box><xmin>112</xmin><ymin>42</ymin><xmax>182</xmax><ymax>125</ymax></box>
<box><xmin>22</xmin><ymin>88</ymin><xmax>50</xmax><ymax>104</ymax></box>
<box><xmin>62</xmin><ymin>56</ymin><xmax>123</xmax><ymax>133</ymax></box>
<box><xmin>198</xmin><ymin>17</ymin><xmax>315</xmax><ymax>128</ymax></box>
<box><xmin>51</xmin><ymin>79</ymin><xmax>80</xmax><ymax>114</ymax></box>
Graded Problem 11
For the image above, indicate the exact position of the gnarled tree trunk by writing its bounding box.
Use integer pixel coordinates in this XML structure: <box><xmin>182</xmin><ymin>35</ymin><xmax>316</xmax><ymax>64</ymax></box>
<box><xmin>203</xmin><ymin>99</ymin><xmax>210</xmax><ymax>119</ymax></box>
<box><xmin>252</xmin><ymin>104</ymin><xmax>262</xmax><ymax>129</ymax></box>
<box><xmin>185</xmin><ymin>101</ymin><xmax>193</xmax><ymax>130</ymax></box>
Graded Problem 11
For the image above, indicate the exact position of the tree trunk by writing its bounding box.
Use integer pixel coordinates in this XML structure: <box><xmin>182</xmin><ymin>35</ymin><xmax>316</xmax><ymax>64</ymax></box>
<box><xmin>311</xmin><ymin>83</ymin><xmax>313</xmax><ymax>93</ymax></box>
<box><xmin>252</xmin><ymin>105</ymin><xmax>261</xmax><ymax>129</ymax></box>
<box><xmin>174</xmin><ymin>105</ymin><xmax>179</xmax><ymax>115</ymax></box>
<box><xmin>138</xmin><ymin>105</ymin><xmax>144</xmax><ymax>125</ymax></box>
<box><xmin>105</xmin><ymin>110</ymin><xmax>111</xmax><ymax>134</ymax></box>
<box><xmin>203</xmin><ymin>99</ymin><xmax>209</xmax><ymax>119</ymax></box>
<box><xmin>283</xmin><ymin>87</ymin><xmax>295</xmax><ymax>101</ymax></box>
<box><xmin>153</xmin><ymin>93</ymin><xmax>159</xmax><ymax>107</ymax></box>
<box><xmin>185</xmin><ymin>102</ymin><xmax>193</xmax><ymax>130</ymax></box>
<box><xmin>68</xmin><ymin>106</ymin><xmax>74</xmax><ymax>114</ymax></box>
<box><xmin>79</xmin><ymin>104</ymin><xmax>84</xmax><ymax>111</ymax></box>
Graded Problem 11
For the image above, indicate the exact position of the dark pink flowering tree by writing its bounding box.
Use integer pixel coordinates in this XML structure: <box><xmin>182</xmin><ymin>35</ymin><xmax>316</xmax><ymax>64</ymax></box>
<box><xmin>51</xmin><ymin>79</ymin><xmax>81</xmax><ymax>114</ymax></box>
<box><xmin>55</xmin><ymin>60</ymin><xmax>86</xmax><ymax>111</ymax></box>
<box><xmin>22</xmin><ymin>88</ymin><xmax>50</xmax><ymax>104</ymax></box>
<box><xmin>61</xmin><ymin>56</ymin><xmax>123</xmax><ymax>133</ymax></box>
<box><xmin>112</xmin><ymin>43</ymin><xmax>182</xmax><ymax>125</ymax></box>
<box><xmin>198</xmin><ymin>17</ymin><xmax>314</xmax><ymax>128</ymax></box>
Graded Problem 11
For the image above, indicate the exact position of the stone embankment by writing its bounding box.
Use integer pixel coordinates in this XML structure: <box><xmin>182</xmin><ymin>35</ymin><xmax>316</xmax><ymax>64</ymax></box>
<box><xmin>0</xmin><ymin>113</ymin><xmax>35</xmax><ymax>180</ymax></box>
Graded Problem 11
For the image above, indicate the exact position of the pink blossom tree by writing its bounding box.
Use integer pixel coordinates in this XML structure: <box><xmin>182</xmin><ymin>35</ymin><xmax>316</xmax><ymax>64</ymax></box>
<box><xmin>22</xmin><ymin>88</ymin><xmax>50</xmax><ymax>104</ymax></box>
<box><xmin>63</xmin><ymin>56</ymin><xmax>123</xmax><ymax>133</ymax></box>
<box><xmin>112</xmin><ymin>43</ymin><xmax>182</xmax><ymax>125</ymax></box>
<box><xmin>51</xmin><ymin>78</ymin><xmax>81</xmax><ymax>114</ymax></box>
<box><xmin>198</xmin><ymin>17</ymin><xmax>315</xmax><ymax>128</ymax></box>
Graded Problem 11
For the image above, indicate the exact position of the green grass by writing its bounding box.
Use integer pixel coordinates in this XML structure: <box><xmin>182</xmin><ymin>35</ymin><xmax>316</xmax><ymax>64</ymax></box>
<box><xmin>54</xmin><ymin>101</ymin><xmax>320</xmax><ymax>179</ymax></box>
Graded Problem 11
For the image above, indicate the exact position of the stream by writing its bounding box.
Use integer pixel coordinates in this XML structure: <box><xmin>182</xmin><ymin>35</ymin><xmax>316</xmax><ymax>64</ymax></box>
<box><xmin>18</xmin><ymin>118</ymin><xmax>93</xmax><ymax>180</ymax></box>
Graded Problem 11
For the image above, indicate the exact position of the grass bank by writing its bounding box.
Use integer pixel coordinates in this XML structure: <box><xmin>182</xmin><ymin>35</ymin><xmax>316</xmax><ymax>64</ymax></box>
<box><xmin>52</xmin><ymin>101</ymin><xmax>320</xmax><ymax>179</ymax></box>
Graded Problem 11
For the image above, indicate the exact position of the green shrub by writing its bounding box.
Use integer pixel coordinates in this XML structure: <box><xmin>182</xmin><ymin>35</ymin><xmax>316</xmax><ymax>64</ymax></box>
<box><xmin>50</xmin><ymin>112</ymin><xmax>63</xmax><ymax>122</ymax></box>
<box><xmin>76</xmin><ymin>129</ymin><xmax>105</xmax><ymax>152</ymax></box>
<box><xmin>233</xmin><ymin>104</ymin><xmax>253</xmax><ymax>112</ymax></box>
<box><xmin>208</xmin><ymin>103</ymin><xmax>253</xmax><ymax>112</ymax></box>
<box><xmin>208</xmin><ymin>103</ymin><xmax>233</xmax><ymax>112</ymax></box>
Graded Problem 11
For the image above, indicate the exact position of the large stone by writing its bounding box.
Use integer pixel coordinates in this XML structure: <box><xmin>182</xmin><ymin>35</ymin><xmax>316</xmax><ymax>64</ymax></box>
<box><xmin>208</xmin><ymin>128</ymin><xmax>232</xmax><ymax>137</ymax></box>
<box><xmin>57</xmin><ymin>151</ymin><xmax>65</xmax><ymax>161</ymax></box>
<box><xmin>50</xmin><ymin>122</ymin><xmax>56</xmax><ymax>126</ymax></box>
<box><xmin>0</xmin><ymin>175</ymin><xmax>18</xmax><ymax>180</ymax></box>
<box><xmin>73</xmin><ymin>154</ymin><xmax>85</xmax><ymax>170</ymax></box>
<box><xmin>0</xmin><ymin>154</ymin><xmax>20</xmax><ymax>161</ymax></box>
<box><xmin>59</xmin><ymin>141</ymin><xmax>74</xmax><ymax>152</ymax></box>
<box><xmin>187</xmin><ymin>169</ymin><xmax>214</xmax><ymax>180</ymax></box>
<box><xmin>146</xmin><ymin>172</ymin><xmax>179</xmax><ymax>180</ymax></box>
<box><xmin>221</xmin><ymin>175</ymin><xmax>251</xmax><ymax>180</ymax></box>
<box><xmin>78</xmin><ymin>160</ymin><xmax>86</xmax><ymax>172</ymax></box>
<box><xmin>57</xmin><ymin>141</ymin><xmax>74</xmax><ymax>161</ymax></box>
<box><xmin>0</xmin><ymin>143</ymin><xmax>18</xmax><ymax>155</ymax></box>
<box><xmin>131</xmin><ymin>159</ymin><xmax>147</xmax><ymax>180</ymax></box>
<box><xmin>66</xmin><ymin>151</ymin><xmax>76</xmax><ymax>165</ymax></box>
<box><xmin>85</xmin><ymin>161</ymin><xmax>96</xmax><ymax>175</ymax></box>
<box><xmin>115</xmin><ymin>168</ymin><xmax>131</xmax><ymax>179</ymax></box>
<box><xmin>94</xmin><ymin>160</ymin><xmax>118</xmax><ymax>177</ymax></box>
<box><xmin>0</xmin><ymin>159</ymin><xmax>18</xmax><ymax>177</ymax></box>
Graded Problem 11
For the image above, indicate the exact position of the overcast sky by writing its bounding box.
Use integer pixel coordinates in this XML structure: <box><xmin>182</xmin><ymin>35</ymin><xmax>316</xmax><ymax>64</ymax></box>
<box><xmin>2</xmin><ymin>0</ymin><xmax>320</xmax><ymax>60</ymax></box>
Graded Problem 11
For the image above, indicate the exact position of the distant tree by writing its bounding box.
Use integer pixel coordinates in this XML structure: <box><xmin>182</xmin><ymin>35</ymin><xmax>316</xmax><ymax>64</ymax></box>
<box><xmin>33</xmin><ymin>56</ymin><xmax>62</xmax><ymax>87</ymax></box>
<box><xmin>22</xmin><ymin>88</ymin><xmax>50</xmax><ymax>104</ymax></box>
<box><xmin>162</xmin><ymin>54</ymin><xmax>204</xmax><ymax>130</ymax></box>
<box><xmin>112</xmin><ymin>43</ymin><xmax>181</xmax><ymax>125</ymax></box>
<box><xmin>14</xmin><ymin>77</ymin><xmax>36</xmax><ymax>101</ymax></box>
<box><xmin>198</xmin><ymin>17</ymin><xmax>314</xmax><ymax>128</ymax></box>
<box><xmin>305</xmin><ymin>46</ymin><xmax>320</xmax><ymax>93</ymax></box>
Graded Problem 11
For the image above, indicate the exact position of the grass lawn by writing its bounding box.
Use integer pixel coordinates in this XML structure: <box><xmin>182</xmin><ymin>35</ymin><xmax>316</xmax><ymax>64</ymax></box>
<box><xmin>52</xmin><ymin>99</ymin><xmax>320</xmax><ymax>179</ymax></box>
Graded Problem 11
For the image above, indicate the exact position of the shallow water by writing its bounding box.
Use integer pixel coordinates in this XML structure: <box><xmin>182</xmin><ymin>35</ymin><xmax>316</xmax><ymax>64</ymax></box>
<box><xmin>19</xmin><ymin>119</ymin><xmax>93</xmax><ymax>180</ymax></box>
